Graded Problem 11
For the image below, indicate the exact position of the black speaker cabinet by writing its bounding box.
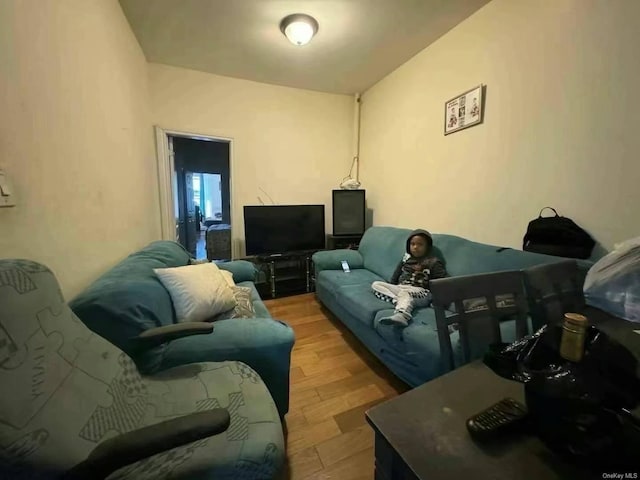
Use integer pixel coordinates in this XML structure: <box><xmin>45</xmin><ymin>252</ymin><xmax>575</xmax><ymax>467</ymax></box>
<box><xmin>332</xmin><ymin>189</ymin><xmax>365</xmax><ymax>236</ymax></box>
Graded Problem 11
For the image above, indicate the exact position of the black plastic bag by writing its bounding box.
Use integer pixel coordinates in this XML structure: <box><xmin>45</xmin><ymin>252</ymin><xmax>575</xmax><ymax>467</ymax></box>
<box><xmin>484</xmin><ymin>324</ymin><xmax>640</xmax><ymax>469</ymax></box>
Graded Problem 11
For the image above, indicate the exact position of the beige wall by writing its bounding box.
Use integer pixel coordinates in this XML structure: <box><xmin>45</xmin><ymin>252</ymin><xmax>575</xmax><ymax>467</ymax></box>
<box><xmin>360</xmin><ymin>0</ymin><xmax>640</xmax><ymax>252</ymax></box>
<box><xmin>0</xmin><ymin>0</ymin><xmax>159</xmax><ymax>298</ymax></box>
<box><xmin>149</xmin><ymin>63</ymin><xmax>354</xmax><ymax>255</ymax></box>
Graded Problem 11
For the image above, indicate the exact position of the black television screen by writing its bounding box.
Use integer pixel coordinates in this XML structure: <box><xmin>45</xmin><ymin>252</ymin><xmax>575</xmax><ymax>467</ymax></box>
<box><xmin>244</xmin><ymin>205</ymin><xmax>325</xmax><ymax>256</ymax></box>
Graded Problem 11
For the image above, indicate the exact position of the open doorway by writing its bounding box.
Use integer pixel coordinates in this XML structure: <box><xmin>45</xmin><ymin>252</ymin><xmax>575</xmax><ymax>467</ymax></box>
<box><xmin>170</xmin><ymin>135</ymin><xmax>232</xmax><ymax>260</ymax></box>
<box><xmin>179</xmin><ymin>171</ymin><xmax>225</xmax><ymax>258</ymax></box>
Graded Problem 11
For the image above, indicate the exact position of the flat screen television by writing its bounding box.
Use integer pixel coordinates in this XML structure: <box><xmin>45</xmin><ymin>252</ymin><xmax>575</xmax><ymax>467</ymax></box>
<box><xmin>244</xmin><ymin>205</ymin><xmax>325</xmax><ymax>256</ymax></box>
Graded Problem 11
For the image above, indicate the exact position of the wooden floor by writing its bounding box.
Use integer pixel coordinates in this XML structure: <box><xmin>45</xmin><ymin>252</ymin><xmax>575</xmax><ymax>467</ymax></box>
<box><xmin>264</xmin><ymin>293</ymin><xmax>409</xmax><ymax>480</ymax></box>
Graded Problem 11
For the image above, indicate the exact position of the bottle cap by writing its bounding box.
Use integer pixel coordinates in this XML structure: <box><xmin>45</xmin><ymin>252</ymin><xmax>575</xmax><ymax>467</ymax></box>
<box><xmin>564</xmin><ymin>312</ymin><xmax>587</xmax><ymax>327</ymax></box>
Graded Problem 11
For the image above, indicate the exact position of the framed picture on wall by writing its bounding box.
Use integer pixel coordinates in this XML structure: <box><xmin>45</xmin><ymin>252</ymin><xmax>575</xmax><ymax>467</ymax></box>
<box><xmin>444</xmin><ymin>84</ymin><xmax>484</xmax><ymax>135</ymax></box>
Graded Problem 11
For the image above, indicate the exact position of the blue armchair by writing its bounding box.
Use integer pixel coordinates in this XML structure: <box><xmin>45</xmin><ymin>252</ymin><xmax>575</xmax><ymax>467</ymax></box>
<box><xmin>70</xmin><ymin>241</ymin><xmax>295</xmax><ymax>417</ymax></box>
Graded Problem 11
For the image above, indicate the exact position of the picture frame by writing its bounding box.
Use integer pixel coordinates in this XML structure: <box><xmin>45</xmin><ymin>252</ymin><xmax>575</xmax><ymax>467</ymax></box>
<box><xmin>444</xmin><ymin>84</ymin><xmax>484</xmax><ymax>135</ymax></box>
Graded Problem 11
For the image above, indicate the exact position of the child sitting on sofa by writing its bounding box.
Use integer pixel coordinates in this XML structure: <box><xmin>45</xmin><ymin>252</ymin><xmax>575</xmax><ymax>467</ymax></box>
<box><xmin>372</xmin><ymin>229</ymin><xmax>447</xmax><ymax>327</ymax></box>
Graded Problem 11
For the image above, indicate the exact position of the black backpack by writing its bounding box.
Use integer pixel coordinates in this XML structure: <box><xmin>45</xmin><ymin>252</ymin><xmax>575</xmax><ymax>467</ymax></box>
<box><xmin>523</xmin><ymin>207</ymin><xmax>595</xmax><ymax>259</ymax></box>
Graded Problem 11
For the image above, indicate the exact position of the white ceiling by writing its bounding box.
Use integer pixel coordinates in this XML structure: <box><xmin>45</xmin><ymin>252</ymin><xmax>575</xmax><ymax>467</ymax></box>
<box><xmin>119</xmin><ymin>0</ymin><xmax>490</xmax><ymax>95</ymax></box>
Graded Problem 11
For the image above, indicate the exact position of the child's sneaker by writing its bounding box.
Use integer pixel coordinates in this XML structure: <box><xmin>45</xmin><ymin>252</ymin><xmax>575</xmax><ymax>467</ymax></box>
<box><xmin>379</xmin><ymin>312</ymin><xmax>410</xmax><ymax>327</ymax></box>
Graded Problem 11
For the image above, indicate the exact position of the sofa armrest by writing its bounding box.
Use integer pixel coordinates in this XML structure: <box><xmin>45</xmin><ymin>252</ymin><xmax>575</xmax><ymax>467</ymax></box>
<box><xmin>63</xmin><ymin>409</ymin><xmax>230</xmax><ymax>480</ymax></box>
<box><xmin>312</xmin><ymin>249</ymin><xmax>364</xmax><ymax>273</ymax></box>
<box><xmin>218</xmin><ymin>260</ymin><xmax>258</xmax><ymax>283</ymax></box>
<box><xmin>130</xmin><ymin>322</ymin><xmax>213</xmax><ymax>350</ymax></box>
<box><xmin>155</xmin><ymin>317</ymin><xmax>295</xmax><ymax>417</ymax></box>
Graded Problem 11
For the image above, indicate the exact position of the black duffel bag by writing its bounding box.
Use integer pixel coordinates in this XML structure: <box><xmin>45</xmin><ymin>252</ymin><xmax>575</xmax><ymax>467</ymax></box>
<box><xmin>523</xmin><ymin>207</ymin><xmax>595</xmax><ymax>259</ymax></box>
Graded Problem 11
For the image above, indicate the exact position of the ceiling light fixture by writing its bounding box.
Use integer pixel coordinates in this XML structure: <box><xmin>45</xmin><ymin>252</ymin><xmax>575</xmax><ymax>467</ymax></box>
<box><xmin>279</xmin><ymin>14</ymin><xmax>319</xmax><ymax>46</ymax></box>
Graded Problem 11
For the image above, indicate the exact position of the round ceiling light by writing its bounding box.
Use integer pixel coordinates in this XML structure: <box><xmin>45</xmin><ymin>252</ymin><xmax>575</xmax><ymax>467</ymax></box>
<box><xmin>280</xmin><ymin>13</ymin><xmax>319</xmax><ymax>46</ymax></box>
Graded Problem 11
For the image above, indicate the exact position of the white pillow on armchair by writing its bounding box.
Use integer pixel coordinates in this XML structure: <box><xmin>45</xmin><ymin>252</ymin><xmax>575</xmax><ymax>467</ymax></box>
<box><xmin>154</xmin><ymin>263</ymin><xmax>236</xmax><ymax>322</ymax></box>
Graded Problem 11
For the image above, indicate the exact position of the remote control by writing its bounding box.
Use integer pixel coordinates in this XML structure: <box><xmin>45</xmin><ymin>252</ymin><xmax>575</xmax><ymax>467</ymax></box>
<box><xmin>466</xmin><ymin>397</ymin><xmax>528</xmax><ymax>440</ymax></box>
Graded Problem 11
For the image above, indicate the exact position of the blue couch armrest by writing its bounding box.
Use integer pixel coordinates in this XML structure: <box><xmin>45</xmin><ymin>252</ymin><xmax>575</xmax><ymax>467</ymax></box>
<box><xmin>149</xmin><ymin>317</ymin><xmax>295</xmax><ymax>418</ymax></box>
<box><xmin>312</xmin><ymin>249</ymin><xmax>364</xmax><ymax>273</ymax></box>
<box><xmin>129</xmin><ymin>322</ymin><xmax>213</xmax><ymax>350</ymax></box>
<box><xmin>218</xmin><ymin>260</ymin><xmax>258</xmax><ymax>283</ymax></box>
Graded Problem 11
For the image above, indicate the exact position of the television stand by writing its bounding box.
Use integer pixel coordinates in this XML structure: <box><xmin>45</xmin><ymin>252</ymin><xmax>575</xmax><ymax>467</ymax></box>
<box><xmin>246</xmin><ymin>251</ymin><xmax>318</xmax><ymax>299</ymax></box>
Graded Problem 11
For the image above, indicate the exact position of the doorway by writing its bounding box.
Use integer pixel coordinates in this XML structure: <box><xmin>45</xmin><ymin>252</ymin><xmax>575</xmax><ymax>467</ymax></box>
<box><xmin>180</xmin><ymin>171</ymin><xmax>224</xmax><ymax>258</ymax></box>
<box><xmin>156</xmin><ymin>129</ymin><xmax>233</xmax><ymax>260</ymax></box>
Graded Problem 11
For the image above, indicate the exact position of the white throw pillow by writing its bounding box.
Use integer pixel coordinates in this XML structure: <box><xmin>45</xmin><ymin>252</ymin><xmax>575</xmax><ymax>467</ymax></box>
<box><xmin>220</xmin><ymin>270</ymin><xmax>236</xmax><ymax>288</ymax></box>
<box><xmin>154</xmin><ymin>263</ymin><xmax>237</xmax><ymax>322</ymax></box>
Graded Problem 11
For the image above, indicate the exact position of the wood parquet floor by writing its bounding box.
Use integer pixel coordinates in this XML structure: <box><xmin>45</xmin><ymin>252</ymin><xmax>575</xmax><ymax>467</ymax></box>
<box><xmin>264</xmin><ymin>293</ymin><xmax>409</xmax><ymax>480</ymax></box>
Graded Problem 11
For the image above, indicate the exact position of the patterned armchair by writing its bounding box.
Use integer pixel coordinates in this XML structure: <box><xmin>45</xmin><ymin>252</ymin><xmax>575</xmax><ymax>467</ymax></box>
<box><xmin>0</xmin><ymin>260</ymin><xmax>284</xmax><ymax>479</ymax></box>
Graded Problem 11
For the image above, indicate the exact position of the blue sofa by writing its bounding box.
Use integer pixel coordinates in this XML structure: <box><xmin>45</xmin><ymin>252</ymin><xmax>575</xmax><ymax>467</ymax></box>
<box><xmin>312</xmin><ymin>226</ymin><xmax>584</xmax><ymax>387</ymax></box>
<box><xmin>70</xmin><ymin>240</ymin><xmax>295</xmax><ymax>417</ymax></box>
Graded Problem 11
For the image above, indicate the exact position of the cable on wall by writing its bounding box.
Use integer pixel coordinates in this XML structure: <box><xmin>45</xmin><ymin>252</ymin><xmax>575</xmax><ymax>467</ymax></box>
<box><xmin>340</xmin><ymin>93</ymin><xmax>362</xmax><ymax>189</ymax></box>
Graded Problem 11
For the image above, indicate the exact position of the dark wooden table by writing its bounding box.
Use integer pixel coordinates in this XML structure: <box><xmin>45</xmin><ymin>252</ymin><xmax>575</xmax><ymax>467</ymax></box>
<box><xmin>365</xmin><ymin>305</ymin><xmax>640</xmax><ymax>480</ymax></box>
<box><xmin>366</xmin><ymin>361</ymin><xmax>593</xmax><ymax>480</ymax></box>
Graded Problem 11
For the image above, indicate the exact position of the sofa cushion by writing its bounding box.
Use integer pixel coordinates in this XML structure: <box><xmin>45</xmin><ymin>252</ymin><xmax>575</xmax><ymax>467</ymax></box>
<box><xmin>358</xmin><ymin>226</ymin><xmax>411</xmax><ymax>281</ymax></box>
<box><xmin>334</xmin><ymin>284</ymin><xmax>395</xmax><ymax>327</ymax></box>
<box><xmin>373</xmin><ymin>306</ymin><xmax>439</xmax><ymax>357</ymax></box>
<box><xmin>374</xmin><ymin>306</ymin><xmax>529</xmax><ymax>370</ymax></box>
<box><xmin>315</xmin><ymin>269</ymin><xmax>382</xmax><ymax>299</ymax></box>
<box><xmin>70</xmin><ymin>240</ymin><xmax>191</xmax><ymax>350</ymax></box>
<box><xmin>432</xmin><ymin>234</ymin><xmax>566</xmax><ymax>276</ymax></box>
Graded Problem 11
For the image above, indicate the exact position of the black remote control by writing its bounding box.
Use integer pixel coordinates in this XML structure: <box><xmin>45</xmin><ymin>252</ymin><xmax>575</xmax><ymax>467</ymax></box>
<box><xmin>466</xmin><ymin>397</ymin><xmax>528</xmax><ymax>440</ymax></box>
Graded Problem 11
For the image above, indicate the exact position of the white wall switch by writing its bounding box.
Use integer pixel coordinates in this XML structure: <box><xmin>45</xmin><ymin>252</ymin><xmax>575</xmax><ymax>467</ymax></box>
<box><xmin>0</xmin><ymin>170</ymin><xmax>16</xmax><ymax>207</ymax></box>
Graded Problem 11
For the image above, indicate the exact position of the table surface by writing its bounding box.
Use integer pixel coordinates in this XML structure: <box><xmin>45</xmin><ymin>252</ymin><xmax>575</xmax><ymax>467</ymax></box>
<box><xmin>367</xmin><ymin>361</ymin><xmax>594</xmax><ymax>480</ymax></box>
<box><xmin>366</xmin><ymin>305</ymin><xmax>640</xmax><ymax>480</ymax></box>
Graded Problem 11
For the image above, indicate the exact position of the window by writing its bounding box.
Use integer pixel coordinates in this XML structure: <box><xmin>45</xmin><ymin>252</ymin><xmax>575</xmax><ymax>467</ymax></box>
<box><xmin>202</xmin><ymin>173</ymin><xmax>222</xmax><ymax>220</ymax></box>
<box><xmin>192</xmin><ymin>174</ymin><xmax>201</xmax><ymax>207</ymax></box>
